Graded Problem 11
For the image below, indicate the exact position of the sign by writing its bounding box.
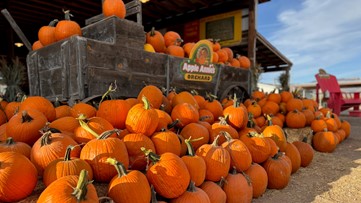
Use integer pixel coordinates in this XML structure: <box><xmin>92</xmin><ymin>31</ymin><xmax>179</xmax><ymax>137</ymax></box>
<box><xmin>180</xmin><ymin>40</ymin><xmax>216</xmax><ymax>82</ymax></box>
<box><xmin>183</xmin><ymin>20</ymin><xmax>200</xmax><ymax>43</ymax></box>
<box><xmin>200</xmin><ymin>10</ymin><xmax>242</xmax><ymax>46</ymax></box>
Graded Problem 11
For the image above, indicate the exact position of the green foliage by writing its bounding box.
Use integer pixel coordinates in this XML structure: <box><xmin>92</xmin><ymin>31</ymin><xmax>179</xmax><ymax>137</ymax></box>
<box><xmin>278</xmin><ymin>71</ymin><xmax>290</xmax><ymax>91</ymax></box>
<box><xmin>0</xmin><ymin>57</ymin><xmax>26</xmax><ymax>102</ymax></box>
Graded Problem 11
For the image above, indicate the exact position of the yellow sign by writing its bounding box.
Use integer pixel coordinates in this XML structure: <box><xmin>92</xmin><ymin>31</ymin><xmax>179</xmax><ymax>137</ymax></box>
<box><xmin>184</xmin><ymin>73</ymin><xmax>213</xmax><ymax>82</ymax></box>
<box><xmin>200</xmin><ymin>10</ymin><xmax>242</xmax><ymax>46</ymax></box>
<box><xmin>189</xmin><ymin>39</ymin><xmax>213</xmax><ymax>64</ymax></box>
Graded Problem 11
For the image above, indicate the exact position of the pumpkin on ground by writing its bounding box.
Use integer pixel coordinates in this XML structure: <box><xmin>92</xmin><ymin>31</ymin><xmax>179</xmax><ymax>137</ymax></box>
<box><xmin>170</xmin><ymin>181</ymin><xmax>210</xmax><ymax>203</ymax></box>
<box><xmin>0</xmin><ymin>152</ymin><xmax>38</xmax><ymax>203</ymax></box>
<box><xmin>0</xmin><ymin>137</ymin><xmax>31</xmax><ymax>158</ymax></box>
<box><xmin>262</xmin><ymin>152</ymin><xmax>292</xmax><ymax>189</ymax></box>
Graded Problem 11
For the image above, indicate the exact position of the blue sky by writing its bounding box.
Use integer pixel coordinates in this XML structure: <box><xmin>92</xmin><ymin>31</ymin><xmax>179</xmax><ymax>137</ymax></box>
<box><xmin>257</xmin><ymin>0</ymin><xmax>361</xmax><ymax>85</ymax></box>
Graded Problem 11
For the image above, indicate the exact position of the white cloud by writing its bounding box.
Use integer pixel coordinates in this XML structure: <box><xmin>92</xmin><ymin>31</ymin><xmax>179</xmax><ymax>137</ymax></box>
<box><xmin>261</xmin><ymin>0</ymin><xmax>361</xmax><ymax>84</ymax></box>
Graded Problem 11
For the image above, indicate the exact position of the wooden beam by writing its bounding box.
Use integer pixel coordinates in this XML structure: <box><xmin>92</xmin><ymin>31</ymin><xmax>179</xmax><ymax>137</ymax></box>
<box><xmin>248</xmin><ymin>0</ymin><xmax>257</xmax><ymax>92</ymax></box>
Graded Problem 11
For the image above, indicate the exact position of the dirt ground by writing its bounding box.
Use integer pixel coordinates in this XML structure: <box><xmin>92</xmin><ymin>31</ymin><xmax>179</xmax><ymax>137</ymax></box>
<box><xmin>15</xmin><ymin>116</ymin><xmax>361</xmax><ymax>203</ymax></box>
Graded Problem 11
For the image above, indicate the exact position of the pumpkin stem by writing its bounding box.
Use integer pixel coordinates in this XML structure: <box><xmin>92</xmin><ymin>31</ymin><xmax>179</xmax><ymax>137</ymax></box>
<box><xmin>222</xmin><ymin>131</ymin><xmax>233</xmax><ymax>142</ymax></box>
<box><xmin>71</xmin><ymin>169</ymin><xmax>93</xmax><ymax>201</ymax></box>
<box><xmin>5</xmin><ymin>137</ymin><xmax>15</xmax><ymax>145</ymax></box>
<box><xmin>218</xmin><ymin>115</ymin><xmax>229</xmax><ymax>125</ymax></box>
<box><xmin>247</xmin><ymin>112</ymin><xmax>255</xmax><ymax>128</ymax></box>
<box><xmin>167</xmin><ymin>119</ymin><xmax>179</xmax><ymax>130</ymax></box>
<box><xmin>266</xmin><ymin>114</ymin><xmax>273</xmax><ymax>126</ymax></box>
<box><xmin>187</xmin><ymin>181</ymin><xmax>197</xmax><ymax>192</ymax></box>
<box><xmin>184</xmin><ymin>136</ymin><xmax>203</xmax><ymax>156</ymax></box>
<box><xmin>77</xmin><ymin>115</ymin><xmax>100</xmax><ymax>139</ymax></box>
<box><xmin>141</xmin><ymin>96</ymin><xmax>151</xmax><ymax>110</ymax></box>
<box><xmin>141</xmin><ymin>147</ymin><xmax>160</xmax><ymax>166</ymax></box>
<box><xmin>40</xmin><ymin>131</ymin><xmax>53</xmax><ymax>147</ymax></box>
<box><xmin>100</xmin><ymin>81</ymin><xmax>117</xmax><ymax>104</ymax></box>
<box><xmin>199</xmin><ymin>115</ymin><xmax>211</xmax><ymax>121</ymax></box>
<box><xmin>231</xmin><ymin>166</ymin><xmax>238</xmax><ymax>175</ymax></box>
<box><xmin>149</xmin><ymin>27</ymin><xmax>156</xmax><ymax>37</ymax></box>
<box><xmin>98</xmin><ymin>129</ymin><xmax>120</xmax><ymax>140</ymax></box>
<box><xmin>48</xmin><ymin>19</ymin><xmax>59</xmax><ymax>27</ymax></box>
<box><xmin>218</xmin><ymin>177</ymin><xmax>227</xmax><ymax>188</ymax></box>
<box><xmin>63</xmin><ymin>9</ymin><xmax>74</xmax><ymax>21</ymax></box>
<box><xmin>241</xmin><ymin>171</ymin><xmax>252</xmax><ymax>186</ymax></box>
<box><xmin>205</xmin><ymin>92</ymin><xmax>217</xmax><ymax>102</ymax></box>
<box><xmin>211</xmin><ymin>135</ymin><xmax>221</xmax><ymax>147</ymax></box>
<box><xmin>272</xmin><ymin>151</ymin><xmax>284</xmax><ymax>160</ymax></box>
<box><xmin>63</xmin><ymin>145</ymin><xmax>77</xmax><ymax>161</ymax></box>
<box><xmin>21</xmin><ymin>111</ymin><xmax>33</xmax><ymax>123</ymax></box>
<box><xmin>232</xmin><ymin>93</ymin><xmax>240</xmax><ymax>107</ymax></box>
<box><xmin>106</xmin><ymin>158</ymin><xmax>128</xmax><ymax>178</ymax></box>
<box><xmin>98</xmin><ymin>196</ymin><xmax>114</xmax><ymax>203</ymax></box>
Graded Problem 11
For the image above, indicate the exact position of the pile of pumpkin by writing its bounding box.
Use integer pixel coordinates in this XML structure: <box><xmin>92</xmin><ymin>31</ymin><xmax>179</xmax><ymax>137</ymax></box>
<box><xmin>145</xmin><ymin>28</ymin><xmax>251</xmax><ymax>69</ymax></box>
<box><xmin>0</xmin><ymin>85</ymin><xmax>351</xmax><ymax>202</ymax></box>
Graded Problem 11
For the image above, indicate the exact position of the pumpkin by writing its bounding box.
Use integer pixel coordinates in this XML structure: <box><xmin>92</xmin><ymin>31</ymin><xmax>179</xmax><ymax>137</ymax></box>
<box><xmin>42</xmin><ymin>145</ymin><xmax>93</xmax><ymax>187</ymax></box>
<box><xmin>280</xmin><ymin>91</ymin><xmax>294</xmax><ymax>103</ymax></box>
<box><xmin>151</xmin><ymin>130</ymin><xmax>181</xmax><ymax>156</ymax></box>
<box><xmin>4</xmin><ymin>101</ymin><xmax>20</xmax><ymax>120</ymax></box>
<box><xmin>261</xmin><ymin>101</ymin><xmax>280</xmax><ymax>116</ymax></box>
<box><xmin>38</xmin><ymin>19</ymin><xmax>58</xmax><ymax>46</ymax></box>
<box><xmin>312</xmin><ymin>129</ymin><xmax>338</xmax><ymax>153</ymax></box>
<box><xmin>74</xmin><ymin>115</ymin><xmax>115</xmax><ymax>144</ymax></box>
<box><xmin>247</xmin><ymin>101</ymin><xmax>262</xmax><ymax>118</ymax></box>
<box><xmin>238</xmin><ymin>55</ymin><xmax>251</xmax><ymax>69</ymax></box>
<box><xmin>251</xmin><ymin>90</ymin><xmax>265</xmax><ymax>101</ymax></box>
<box><xmin>96</xmin><ymin>99</ymin><xmax>131</xmax><ymax>129</ymax></box>
<box><xmin>37</xmin><ymin>170</ymin><xmax>98</xmax><ymax>203</ymax></box>
<box><xmin>167</xmin><ymin>45</ymin><xmax>185</xmax><ymax>57</ymax></box>
<box><xmin>32</xmin><ymin>40</ymin><xmax>43</xmax><ymax>50</ymax></box>
<box><xmin>31</xmin><ymin>131</ymin><xmax>80</xmax><ymax>176</ymax></box>
<box><xmin>126</xmin><ymin>96</ymin><xmax>159</xmax><ymax>136</ymax></box>
<box><xmin>102</xmin><ymin>0</ymin><xmax>126</xmax><ymax>19</ymax></box>
<box><xmin>222</xmin><ymin>132</ymin><xmax>252</xmax><ymax>172</ymax></box>
<box><xmin>171</xmin><ymin>102</ymin><xmax>199</xmax><ymax>128</ymax></box>
<box><xmin>244</xmin><ymin>163</ymin><xmax>268</xmax><ymax>198</ymax></box>
<box><xmin>183</xmin><ymin>42</ymin><xmax>195</xmax><ymax>57</ymax></box>
<box><xmin>223</xmin><ymin>97</ymin><xmax>248</xmax><ymax>130</ymax></box>
<box><xmin>196</xmin><ymin>135</ymin><xmax>231</xmax><ymax>182</ymax></box>
<box><xmin>222</xmin><ymin>168</ymin><xmax>253</xmax><ymax>203</ymax></box>
<box><xmin>311</xmin><ymin>115</ymin><xmax>327</xmax><ymax>133</ymax></box>
<box><xmin>239</xmin><ymin>132</ymin><xmax>271</xmax><ymax>164</ymax></box>
<box><xmin>146</xmin><ymin>27</ymin><xmax>166</xmax><ymax>53</ymax></box>
<box><xmin>0</xmin><ymin>137</ymin><xmax>31</xmax><ymax>158</ymax></box>
<box><xmin>0</xmin><ymin>152</ymin><xmax>38</xmax><ymax>202</ymax></box>
<box><xmin>203</xmin><ymin>94</ymin><xmax>223</xmax><ymax>121</ymax></box>
<box><xmin>267</xmin><ymin>92</ymin><xmax>282</xmax><ymax>104</ymax></box>
<box><xmin>292</xmin><ymin>138</ymin><xmax>314</xmax><ymax>167</ymax></box>
<box><xmin>230</xmin><ymin>58</ymin><xmax>241</xmax><ymax>67</ymax></box>
<box><xmin>171</xmin><ymin>91</ymin><xmax>199</xmax><ymax>109</ymax></box>
<box><xmin>286</xmin><ymin>98</ymin><xmax>304</xmax><ymax>112</ymax></box>
<box><xmin>155</xmin><ymin>109</ymin><xmax>173</xmax><ymax>131</ymax></box>
<box><xmin>6</xmin><ymin>109</ymin><xmax>48</xmax><ymax>146</ymax></box>
<box><xmin>170</xmin><ymin>181</ymin><xmax>210</xmax><ymax>203</ymax></box>
<box><xmin>137</xmin><ymin>85</ymin><xmax>163</xmax><ymax>109</ymax></box>
<box><xmin>19</xmin><ymin>96</ymin><xmax>56</xmax><ymax>122</ymax></box>
<box><xmin>180</xmin><ymin>123</ymin><xmax>209</xmax><ymax>151</ymax></box>
<box><xmin>284</xmin><ymin>142</ymin><xmax>301</xmax><ymax>174</ymax></box>
<box><xmin>49</xmin><ymin>116</ymin><xmax>79</xmax><ymax>135</ymax></box>
<box><xmin>200</xmin><ymin>181</ymin><xmax>227</xmax><ymax>203</ymax></box>
<box><xmin>199</xmin><ymin>109</ymin><xmax>215</xmax><ymax>124</ymax></box>
<box><xmin>54</xmin><ymin>10</ymin><xmax>82</xmax><ymax>41</ymax></box>
<box><xmin>216</xmin><ymin>49</ymin><xmax>228</xmax><ymax>63</ymax></box>
<box><xmin>70</xmin><ymin>102</ymin><xmax>97</xmax><ymax>118</ymax></box>
<box><xmin>55</xmin><ymin>105</ymin><xmax>72</xmax><ymax>119</ymax></box>
<box><xmin>210</xmin><ymin>116</ymin><xmax>239</xmax><ymax>145</ymax></box>
<box><xmin>262</xmin><ymin>115</ymin><xmax>288</xmax><ymax>152</ymax></box>
<box><xmin>164</xmin><ymin>31</ymin><xmax>183</xmax><ymax>47</ymax></box>
<box><xmin>0</xmin><ymin>123</ymin><xmax>7</xmax><ymax>142</ymax></box>
<box><xmin>144</xmin><ymin>43</ymin><xmax>156</xmax><ymax>52</ymax></box>
<box><xmin>107</xmin><ymin>158</ymin><xmax>151</xmax><ymax>203</ymax></box>
<box><xmin>285</xmin><ymin>109</ymin><xmax>306</xmax><ymax>128</ymax></box>
<box><xmin>181</xmin><ymin>137</ymin><xmax>207</xmax><ymax>187</ymax></box>
<box><xmin>123</xmin><ymin>133</ymin><xmax>155</xmax><ymax>171</ymax></box>
<box><xmin>302</xmin><ymin>108</ymin><xmax>315</xmax><ymax>126</ymax></box>
<box><xmin>340</xmin><ymin>120</ymin><xmax>351</xmax><ymax>139</ymax></box>
<box><xmin>143</xmin><ymin>149</ymin><xmax>190</xmax><ymax>199</ymax></box>
<box><xmin>262</xmin><ymin>152</ymin><xmax>292</xmax><ymax>189</ymax></box>
<box><xmin>80</xmin><ymin>130</ymin><xmax>129</xmax><ymax>182</ymax></box>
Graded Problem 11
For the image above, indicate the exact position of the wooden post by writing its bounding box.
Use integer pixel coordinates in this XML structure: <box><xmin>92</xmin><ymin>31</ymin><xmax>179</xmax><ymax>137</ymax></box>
<box><xmin>248</xmin><ymin>0</ymin><xmax>257</xmax><ymax>92</ymax></box>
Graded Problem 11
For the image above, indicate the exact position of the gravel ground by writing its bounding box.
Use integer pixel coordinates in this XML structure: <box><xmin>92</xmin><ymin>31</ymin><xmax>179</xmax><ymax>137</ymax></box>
<box><xmin>15</xmin><ymin>116</ymin><xmax>361</xmax><ymax>203</ymax></box>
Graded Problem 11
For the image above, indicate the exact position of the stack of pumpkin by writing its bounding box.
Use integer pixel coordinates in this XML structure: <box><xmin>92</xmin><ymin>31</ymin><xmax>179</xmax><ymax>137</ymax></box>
<box><xmin>144</xmin><ymin>28</ymin><xmax>251</xmax><ymax>69</ymax></box>
<box><xmin>0</xmin><ymin>85</ymin><xmax>351</xmax><ymax>202</ymax></box>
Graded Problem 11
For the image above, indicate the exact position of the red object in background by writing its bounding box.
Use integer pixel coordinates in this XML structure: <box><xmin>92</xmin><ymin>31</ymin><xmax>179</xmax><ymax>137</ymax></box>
<box><xmin>183</xmin><ymin>20</ymin><xmax>200</xmax><ymax>43</ymax></box>
<box><xmin>315</xmin><ymin>71</ymin><xmax>361</xmax><ymax>117</ymax></box>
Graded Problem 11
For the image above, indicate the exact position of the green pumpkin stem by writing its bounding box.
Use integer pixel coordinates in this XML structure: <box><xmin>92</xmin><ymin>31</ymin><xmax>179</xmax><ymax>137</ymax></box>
<box><xmin>98</xmin><ymin>129</ymin><xmax>120</xmax><ymax>140</ymax></box>
<box><xmin>266</xmin><ymin>114</ymin><xmax>273</xmax><ymax>126</ymax></box>
<box><xmin>99</xmin><ymin>81</ymin><xmax>117</xmax><ymax>104</ymax></box>
<box><xmin>141</xmin><ymin>96</ymin><xmax>151</xmax><ymax>110</ymax></box>
<box><xmin>40</xmin><ymin>131</ymin><xmax>53</xmax><ymax>147</ymax></box>
<box><xmin>106</xmin><ymin>157</ymin><xmax>128</xmax><ymax>178</ymax></box>
<box><xmin>141</xmin><ymin>147</ymin><xmax>160</xmax><ymax>166</ymax></box>
<box><xmin>77</xmin><ymin>115</ymin><xmax>100</xmax><ymax>139</ymax></box>
<box><xmin>218</xmin><ymin>115</ymin><xmax>229</xmax><ymax>125</ymax></box>
<box><xmin>71</xmin><ymin>169</ymin><xmax>93</xmax><ymax>201</ymax></box>
<box><xmin>232</xmin><ymin>93</ymin><xmax>239</xmax><ymax>107</ymax></box>
<box><xmin>185</xmin><ymin>136</ymin><xmax>203</xmax><ymax>156</ymax></box>
<box><xmin>21</xmin><ymin>111</ymin><xmax>33</xmax><ymax>123</ymax></box>
<box><xmin>167</xmin><ymin>119</ymin><xmax>179</xmax><ymax>129</ymax></box>
<box><xmin>5</xmin><ymin>137</ymin><xmax>15</xmax><ymax>145</ymax></box>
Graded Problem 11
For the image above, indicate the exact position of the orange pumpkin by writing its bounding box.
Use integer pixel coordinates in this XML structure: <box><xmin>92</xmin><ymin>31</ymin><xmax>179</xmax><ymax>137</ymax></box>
<box><xmin>146</xmin><ymin>27</ymin><xmax>166</xmax><ymax>53</ymax></box>
<box><xmin>102</xmin><ymin>0</ymin><xmax>126</xmax><ymax>19</ymax></box>
<box><xmin>54</xmin><ymin>10</ymin><xmax>82</xmax><ymax>41</ymax></box>
<box><xmin>38</xmin><ymin>19</ymin><xmax>58</xmax><ymax>46</ymax></box>
<box><xmin>164</xmin><ymin>31</ymin><xmax>183</xmax><ymax>47</ymax></box>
